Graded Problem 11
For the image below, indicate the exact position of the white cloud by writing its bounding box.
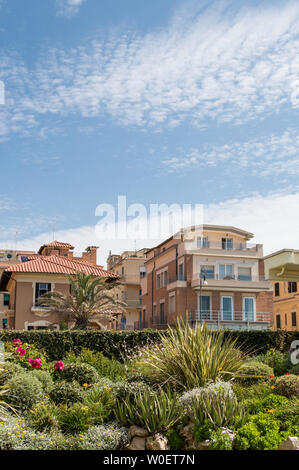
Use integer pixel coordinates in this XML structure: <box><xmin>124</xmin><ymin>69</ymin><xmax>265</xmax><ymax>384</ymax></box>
<box><xmin>162</xmin><ymin>128</ymin><xmax>299</xmax><ymax>177</ymax></box>
<box><xmin>56</xmin><ymin>0</ymin><xmax>86</xmax><ymax>18</ymax></box>
<box><xmin>8</xmin><ymin>190</ymin><xmax>299</xmax><ymax>267</ymax></box>
<box><xmin>1</xmin><ymin>0</ymin><xmax>299</xmax><ymax>137</ymax></box>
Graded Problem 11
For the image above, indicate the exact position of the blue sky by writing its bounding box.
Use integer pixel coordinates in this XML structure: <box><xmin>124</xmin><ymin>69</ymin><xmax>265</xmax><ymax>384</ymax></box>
<box><xmin>0</xmin><ymin>0</ymin><xmax>299</xmax><ymax>265</ymax></box>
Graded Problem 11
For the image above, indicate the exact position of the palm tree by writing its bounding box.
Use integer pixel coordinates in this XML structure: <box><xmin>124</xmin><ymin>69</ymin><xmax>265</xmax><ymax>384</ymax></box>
<box><xmin>39</xmin><ymin>272</ymin><xmax>126</xmax><ymax>330</ymax></box>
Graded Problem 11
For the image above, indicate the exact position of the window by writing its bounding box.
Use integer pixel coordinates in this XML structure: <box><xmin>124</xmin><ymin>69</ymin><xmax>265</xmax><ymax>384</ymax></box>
<box><xmin>219</xmin><ymin>264</ymin><xmax>234</xmax><ymax>280</ymax></box>
<box><xmin>197</xmin><ymin>237</ymin><xmax>208</xmax><ymax>248</ymax></box>
<box><xmin>221</xmin><ymin>296</ymin><xmax>234</xmax><ymax>320</ymax></box>
<box><xmin>160</xmin><ymin>302</ymin><xmax>166</xmax><ymax>324</ymax></box>
<box><xmin>178</xmin><ymin>263</ymin><xmax>184</xmax><ymax>280</ymax></box>
<box><xmin>274</xmin><ymin>283</ymin><xmax>280</xmax><ymax>297</ymax></box>
<box><xmin>169</xmin><ymin>294</ymin><xmax>175</xmax><ymax>314</ymax></box>
<box><xmin>288</xmin><ymin>282</ymin><xmax>297</xmax><ymax>293</ymax></box>
<box><xmin>198</xmin><ymin>295</ymin><xmax>211</xmax><ymax>320</ymax></box>
<box><xmin>200</xmin><ymin>265</ymin><xmax>214</xmax><ymax>280</ymax></box>
<box><xmin>140</xmin><ymin>267</ymin><xmax>146</xmax><ymax>279</ymax></box>
<box><xmin>3</xmin><ymin>294</ymin><xmax>9</xmax><ymax>306</ymax></box>
<box><xmin>121</xmin><ymin>267</ymin><xmax>125</xmax><ymax>276</ymax></box>
<box><xmin>35</xmin><ymin>283</ymin><xmax>51</xmax><ymax>306</ymax></box>
<box><xmin>276</xmin><ymin>314</ymin><xmax>281</xmax><ymax>329</ymax></box>
<box><xmin>243</xmin><ymin>297</ymin><xmax>255</xmax><ymax>321</ymax></box>
<box><xmin>292</xmin><ymin>312</ymin><xmax>297</xmax><ymax>327</ymax></box>
<box><xmin>285</xmin><ymin>314</ymin><xmax>287</xmax><ymax>326</ymax></box>
<box><xmin>222</xmin><ymin>238</ymin><xmax>233</xmax><ymax>250</ymax></box>
<box><xmin>157</xmin><ymin>270</ymin><xmax>168</xmax><ymax>288</ymax></box>
<box><xmin>238</xmin><ymin>267</ymin><xmax>252</xmax><ymax>281</ymax></box>
<box><xmin>157</xmin><ymin>274</ymin><xmax>161</xmax><ymax>289</ymax></box>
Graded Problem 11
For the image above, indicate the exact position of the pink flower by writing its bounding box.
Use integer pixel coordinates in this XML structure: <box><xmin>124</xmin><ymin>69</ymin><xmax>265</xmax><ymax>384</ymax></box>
<box><xmin>285</xmin><ymin>372</ymin><xmax>290</xmax><ymax>375</ymax></box>
<box><xmin>16</xmin><ymin>347</ymin><xmax>26</xmax><ymax>357</ymax></box>
<box><xmin>12</xmin><ymin>339</ymin><xmax>22</xmax><ymax>344</ymax></box>
<box><xmin>28</xmin><ymin>357</ymin><xmax>42</xmax><ymax>368</ymax></box>
<box><xmin>54</xmin><ymin>361</ymin><xmax>64</xmax><ymax>372</ymax></box>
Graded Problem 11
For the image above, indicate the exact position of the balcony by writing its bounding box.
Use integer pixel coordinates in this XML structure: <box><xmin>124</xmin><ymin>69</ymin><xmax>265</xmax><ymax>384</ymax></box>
<box><xmin>133</xmin><ymin>320</ymin><xmax>148</xmax><ymax>330</ymax></box>
<box><xmin>31</xmin><ymin>302</ymin><xmax>52</xmax><ymax>316</ymax></box>
<box><xmin>124</xmin><ymin>299</ymin><xmax>143</xmax><ymax>309</ymax></box>
<box><xmin>186</xmin><ymin>240</ymin><xmax>262</xmax><ymax>257</ymax></box>
<box><xmin>187</xmin><ymin>310</ymin><xmax>272</xmax><ymax>330</ymax></box>
<box><xmin>191</xmin><ymin>273</ymin><xmax>272</xmax><ymax>292</ymax></box>
<box><xmin>167</xmin><ymin>274</ymin><xmax>187</xmax><ymax>290</ymax></box>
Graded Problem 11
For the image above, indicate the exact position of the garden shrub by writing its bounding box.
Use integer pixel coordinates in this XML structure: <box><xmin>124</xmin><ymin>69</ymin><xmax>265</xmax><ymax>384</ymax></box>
<box><xmin>5</xmin><ymin>371</ymin><xmax>43</xmax><ymax>413</ymax></box>
<box><xmin>5</xmin><ymin>339</ymin><xmax>48</xmax><ymax>370</ymax></box>
<box><xmin>115</xmin><ymin>387</ymin><xmax>182</xmax><ymax>434</ymax></box>
<box><xmin>193</xmin><ymin>419</ymin><xmax>214</xmax><ymax>442</ymax></box>
<box><xmin>0</xmin><ymin>363</ymin><xmax>23</xmax><ymax>385</ymax></box>
<box><xmin>274</xmin><ymin>374</ymin><xmax>299</xmax><ymax>398</ymax></box>
<box><xmin>236</xmin><ymin>360</ymin><xmax>274</xmax><ymax>385</ymax></box>
<box><xmin>82</xmin><ymin>385</ymin><xmax>116</xmax><ymax>425</ymax></box>
<box><xmin>232</xmin><ymin>382</ymin><xmax>272</xmax><ymax>401</ymax></box>
<box><xmin>243</xmin><ymin>394</ymin><xmax>289</xmax><ymax>415</ymax></box>
<box><xmin>49</xmin><ymin>381</ymin><xmax>84</xmax><ymax>405</ymax></box>
<box><xmin>57</xmin><ymin>403</ymin><xmax>90</xmax><ymax>434</ymax></box>
<box><xmin>137</xmin><ymin>321</ymin><xmax>247</xmax><ymax>391</ymax></box>
<box><xmin>209</xmin><ymin>429</ymin><xmax>233</xmax><ymax>450</ymax></box>
<box><xmin>28</xmin><ymin>402</ymin><xmax>60</xmax><ymax>432</ymax></box>
<box><xmin>112</xmin><ymin>381</ymin><xmax>154</xmax><ymax>403</ymax></box>
<box><xmin>164</xmin><ymin>428</ymin><xmax>185</xmax><ymax>450</ymax></box>
<box><xmin>75</xmin><ymin>424</ymin><xmax>129</xmax><ymax>450</ymax></box>
<box><xmin>0</xmin><ymin>329</ymin><xmax>297</xmax><ymax>362</ymax></box>
<box><xmin>31</xmin><ymin>370</ymin><xmax>53</xmax><ymax>394</ymax></box>
<box><xmin>254</xmin><ymin>349</ymin><xmax>290</xmax><ymax>376</ymax></box>
<box><xmin>180</xmin><ymin>381</ymin><xmax>246</xmax><ymax>429</ymax></box>
<box><xmin>288</xmin><ymin>363</ymin><xmax>299</xmax><ymax>376</ymax></box>
<box><xmin>234</xmin><ymin>412</ymin><xmax>291</xmax><ymax>450</ymax></box>
<box><xmin>60</xmin><ymin>362</ymin><xmax>99</xmax><ymax>386</ymax></box>
<box><xmin>65</xmin><ymin>348</ymin><xmax>126</xmax><ymax>380</ymax></box>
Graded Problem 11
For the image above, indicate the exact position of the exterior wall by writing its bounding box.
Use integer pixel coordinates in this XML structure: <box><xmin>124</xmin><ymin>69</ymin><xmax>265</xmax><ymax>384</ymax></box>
<box><xmin>142</xmin><ymin>226</ymin><xmax>273</xmax><ymax>329</ymax></box>
<box><xmin>272</xmin><ymin>281</ymin><xmax>299</xmax><ymax>331</ymax></box>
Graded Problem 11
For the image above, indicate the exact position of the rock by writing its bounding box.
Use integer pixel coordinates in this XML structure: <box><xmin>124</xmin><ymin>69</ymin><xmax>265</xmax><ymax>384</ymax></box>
<box><xmin>198</xmin><ymin>440</ymin><xmax>211</xmax><ymax>450</ymax></box>
<box><xmin>128</xmin><ymin>425</ymin><xmax>149</xmax><ymax>439</ymax></box>
<box><xmin>127</xmin><ymin>436</ymin><xmax>147</xmax><ymax>451</ymax></box>
<box><xmin>146</xmin><ymin>433</ymin><xmax>170</xmax><ymax>450</ymax></box>
<box><xmin>179</xmin><ymin>423</ymin><xmax>200</xmax><ymax>450</ymax></box>
<box><xmin>278</xmin><ymin>437</ymin><xmax>299</xmax><ymax>450</ymax></box>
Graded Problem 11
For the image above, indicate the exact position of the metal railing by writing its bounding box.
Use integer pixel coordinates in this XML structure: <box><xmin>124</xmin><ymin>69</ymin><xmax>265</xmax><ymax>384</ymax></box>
<box><xmin>193</xmin><ymin>273</ymin><xmax>266</xmax><ymax>282</ymax></box>
<box><xmin>167</xmin><ymin>274</ymin><xmax>187</xmax><ymax>284</ymax></box>
<box><xmin>133</xmin><ymin>320</ymin><xmax>148</xmax><ymax>330</ymax></box>
<box><xmin>188</xmin><ymin>310</ymin><xmax>272</xmax><ymax>324</ymax></box>
<box><xmin>194</xmin><ymin>241</ymin><xmax>258</xmax><ymax>251</ymax></box>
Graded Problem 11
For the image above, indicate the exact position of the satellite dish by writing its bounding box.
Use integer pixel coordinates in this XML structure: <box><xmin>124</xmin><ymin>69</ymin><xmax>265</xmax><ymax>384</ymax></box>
<box><xmin>7</xmin><ymin>254</ymin><xmax>12</xmax><ymax>259</ymax></box>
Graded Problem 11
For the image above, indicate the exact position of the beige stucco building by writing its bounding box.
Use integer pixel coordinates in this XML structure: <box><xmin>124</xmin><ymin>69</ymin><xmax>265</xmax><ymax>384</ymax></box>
<box><xmin>0</xmin><ymin>241</ymin><xmax>118</xmax><ymax>330</ymax></box>
<box><xmin>107</xmin><ymin>249</ymin><xmax>148</xmax><ymax>330</ymax></box>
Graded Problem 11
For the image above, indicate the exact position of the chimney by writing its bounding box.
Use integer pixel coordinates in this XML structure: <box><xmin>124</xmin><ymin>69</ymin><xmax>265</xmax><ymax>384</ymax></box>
<box><xmin>82</xmin><ymin>246</ymin><xmax>98</xmax><ymax>266</ymax></box>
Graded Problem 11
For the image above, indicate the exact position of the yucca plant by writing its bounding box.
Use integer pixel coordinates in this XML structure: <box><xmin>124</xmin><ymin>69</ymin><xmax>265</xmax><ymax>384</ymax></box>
<box><xmin>114</xmin><ymin>387</ymin><xmax>182</xmax><ymax>434</ymax></box>
<box><xmin>136</xmin><ymin>319</ymin><xmax>248</xmax><ymax>390</ymax></box>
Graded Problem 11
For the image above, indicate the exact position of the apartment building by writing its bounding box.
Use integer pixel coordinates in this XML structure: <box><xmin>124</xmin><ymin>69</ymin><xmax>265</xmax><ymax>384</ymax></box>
<box><xmin>0</xmin><ymin>241</ymin><xmax>118</xmax><ymax>330</ymax></box>
<box><xmin>263</xmin><ymin>249</ymin><xmax>299</xmax><ymax>331</ymax></box>
<box><xmin>107</xmin><ymin>249</ymin><xmax>148</xmax><ymax>330</ymax></box>
<box><xmin>141</xmin><ymin>225</ymin><xmax>273</xmax><ymax>331</ymax></box>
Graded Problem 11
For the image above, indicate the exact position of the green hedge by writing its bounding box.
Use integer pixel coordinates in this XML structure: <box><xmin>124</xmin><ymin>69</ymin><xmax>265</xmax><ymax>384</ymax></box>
<box><xmin>0</xmin><ymin>329</ymin><xmax>298</xmax><ymax>362</ymax></box>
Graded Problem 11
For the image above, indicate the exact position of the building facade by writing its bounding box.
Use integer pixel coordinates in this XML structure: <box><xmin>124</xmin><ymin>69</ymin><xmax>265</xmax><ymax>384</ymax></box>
<box><xmin>142</xmin><ymin>225</ymin><xmax>273</xmax><ymax>331</ymax></box>
<box><xmin>107</xmin><ymin>249</ymin><xmax>148</xmax><ymax>330</ymax></box>
<box><xmin>0</xmin><ymin>241</ymin><xmax>118</xmax><ymax>330</ymax></box>
<box><xmin>272</xmin><ymin>281</ymin><xmax>298</xmax><ymax>331</ymax></box>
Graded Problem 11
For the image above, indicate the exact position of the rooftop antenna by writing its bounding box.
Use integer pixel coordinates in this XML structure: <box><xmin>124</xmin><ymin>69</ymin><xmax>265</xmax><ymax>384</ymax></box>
<box><xmin>14</xmin><ymin>232</ymin><xmax>18</xmax><ymax>251</ymax></box>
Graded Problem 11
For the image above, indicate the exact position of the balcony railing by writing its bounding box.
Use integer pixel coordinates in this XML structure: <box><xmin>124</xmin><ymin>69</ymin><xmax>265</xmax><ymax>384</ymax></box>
<box><xmin>193</xmin><ymin>273</ymin><xmax>266</xmax><ymax>282</ymax></box>
<box><xmin>194</xmin><ymin>241</ymin><xmax>257</xmax><ymax>251</ymax></box>
<box><xmin>133</xmin><ymin>320</ymin><xmax>148</xmax><ymax>330</ymax></box>
<box><xmin>167</xmin><ymin>275</ymin><xmax>187</xmax><ymax>284</ymax></box>
<box><xmin>188</xmin><ymin>310</ymin><xmax>271</xmax><ymax>324</ymax></box>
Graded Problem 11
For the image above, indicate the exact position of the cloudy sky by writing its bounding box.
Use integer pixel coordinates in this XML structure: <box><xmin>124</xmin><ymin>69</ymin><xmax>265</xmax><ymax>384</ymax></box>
<box><xmin>0</xmin><ymin>0</ymin><xmax>299</xmax><ymax>265</ymax></box>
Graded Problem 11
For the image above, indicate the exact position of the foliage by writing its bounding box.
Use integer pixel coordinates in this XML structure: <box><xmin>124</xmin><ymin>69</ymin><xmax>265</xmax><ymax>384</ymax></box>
<box><xmin>254</xmin><ymin>349</ymin><xmax>290</xmax><ymax>376</ymax></box>
<box><xmin>209</xmin><ymin>429</ymin><xmax>233</xmax><ymax>450</ymax></box>
<box><xmin>82</xmin><ymin>385</ymin><xmax>115</xmax><ymax>425</ymax></box>
<box><xmin>49</xmin><ymin>381</ymin><xmax>84</xmax><ymax>405</ymax></box>
<box><xmin>65</xmin><ymin>348</ymin><xmax>125</xmax><ymax>381</ymax></box>
<box><xmin>243</xmin><ymin>394</ymin><xmax>289</xmax><ymax>415</ymax></box>
<box><xmin>30</xmin><ymin>370</ymin><xmax>54</xmax><ymax>394</ymax></box>
<box><xmin>232</xmin><ymin>382</ymin><xmax>273</xmax><ymax>401</ymax></box>
<box><xmin>57</xmin><ymin>403</ymin><xmax>91</xmax><ymax>434</ymax></box>
<box><xmin>5</xmin><ymin>371</ymin><xmax>43</xmax><ymax>413</ymax></box>
<box><xmin>112</xmin><ymin>381</ymin><xmax>154</xmax><ymax>402</ymax></box>
<box><xmin>28</xmin><ymin>402</ymin><xmax>60</xmax><ymax>432</ymax></box>
<box><xmin>114</xmin><ymin>387</ymin><xmax>182</xmax><ymax>433</ymax></box>
<box><xmin>74</xmin><ymin>424</ymin><xmax>129</xmax><ymax>450</ymax></box>
<box><xmin>38</xmin><ymin>273</ymin><xmax>126</xmax><ymax>330</ymax></box>
<box><xmin>235</xmin><ymin>360</ymin><xmax>274</xmax><ymax>385</ymax></box>
<box><xmin>193</xmin><ymin>420</ymin><xmax>214</xmax><ymax>442</ymax></box>
<box><xmin>180</xmin><ymin>381</ymin><xmax>247</xmax><ymax>429</ymax></box>
<box><xmin>288</xmin><ymin>363</ymin><xmax>299</xmax><ymax>376</ymax></box>
<box><xmin>234</xmin><ymin>412</ymin><xmax>293</xmax><ymax>450</ymax></box>
<box><xmin>136</xmin><ymin>320</ymin><xmax>247</xmax><ymax>390</ymax></box>
<box><xmin>164</xmin><ymin>428</ymin><xmax>185</xmax><ymax>450</ymax></box>
<box><xmin>5</xmin><ymin>340</ymin><xmax>48</xmax><ymax>370</ymax></box>
<box><xmin>1</xmin><ymin>329</ymin><xmax>297</xmax><ymax>363</ymax></box>
<box><xmin>60</xmin><ymin>362</ymin><xmax>99</xmax><ymax>386</ymax></box>
<box><xmin>274</xmin><ymin>374</ymin><xmax>299</xmax><ymax>398</ymax></box>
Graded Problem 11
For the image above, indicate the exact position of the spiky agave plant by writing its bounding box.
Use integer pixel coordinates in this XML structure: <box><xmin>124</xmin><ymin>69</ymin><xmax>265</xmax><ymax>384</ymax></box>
<box><xmin>136</xmin><ymin>319</ymin><xmax>248</xmax><ymax>391</ymax></box>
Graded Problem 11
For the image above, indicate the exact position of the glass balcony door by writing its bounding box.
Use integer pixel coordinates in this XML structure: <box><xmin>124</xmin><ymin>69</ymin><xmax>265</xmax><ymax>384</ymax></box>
<box><xmin>243</xmin><ymin>297</ymin><xmax>255</xmax><ymax>321</ymax></box>
<box><xmin>221</xmin><ymin>296</ymin><xmax>234</xmax><ymax>320</ymax></box>
<box><xmin>198</xmin><ymin>295</ymin><xmax>211</xmax><ymax>320</ymax></box>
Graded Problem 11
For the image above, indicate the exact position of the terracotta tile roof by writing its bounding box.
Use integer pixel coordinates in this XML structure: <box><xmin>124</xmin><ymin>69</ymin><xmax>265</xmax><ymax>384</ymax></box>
<box><xmin>38</xmin><ymin>241</ymin><xmax>75</xmax><ymax>254</ymax></box>
<box><xmin>4</xmin><ymin>256</ymin><xmax>118</xmax><ymax>278</ymax></box>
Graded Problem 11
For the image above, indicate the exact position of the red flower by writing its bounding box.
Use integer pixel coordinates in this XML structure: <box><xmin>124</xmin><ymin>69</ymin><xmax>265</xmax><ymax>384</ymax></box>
<box><xmin>285</xmin><ymin>372</ymin><xmax>290</xmax><ymax>375</ymax></box>
<box><xmin>28</xmin><ymin>357</ymin><xmax>42</xmax><ymax>368</ymax></box>
<box><xmin>12</xmin><ymin>339</ymin><xmax>22</xmax><ymax>345</ymax></box>
<box><xmin>54</xmin><ymin>361</ymin><xmax>64</xmax><ymax>372</ymax></box>
<box><xmin>16</xmin><ymin>347</ymin><xmax>26</xmax><ymax>357</ymax></box>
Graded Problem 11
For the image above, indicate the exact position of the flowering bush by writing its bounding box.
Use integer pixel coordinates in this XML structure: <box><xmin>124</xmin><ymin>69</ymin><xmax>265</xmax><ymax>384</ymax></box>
<box><xmin>274</xmin><ymin>374</ymin><xmax>299</xmax><ymax>398</ymax></box>
<box><xmin>74</xmin><ymin>424</ymin><xmax>129</xmax><ymax>450</ymax></box>
<box><xmin>5</xmin><ymin>340</ymin><xmax>48</xmax><ymax>370</ymax></box>
<box><xmin>54</xmin><ymin>361</ymin><xmax>64</xmax><ymax>372</ymax></box>
<box><xmin>49</xmin><ymin>381</ymin><xmax>84</xmax><ymax>406</ymax></box>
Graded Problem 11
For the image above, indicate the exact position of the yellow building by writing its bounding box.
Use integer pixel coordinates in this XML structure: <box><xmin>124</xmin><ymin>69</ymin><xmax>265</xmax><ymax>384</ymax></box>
<box><xmin>107</xmin><ymin>249</ymin><xmax>148</xmax><ymax>330</ymax></box>
<box><xmin>264</xmin><ymin>249</ymin><xmax>299</xmax><ymax>331</ymax></box>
